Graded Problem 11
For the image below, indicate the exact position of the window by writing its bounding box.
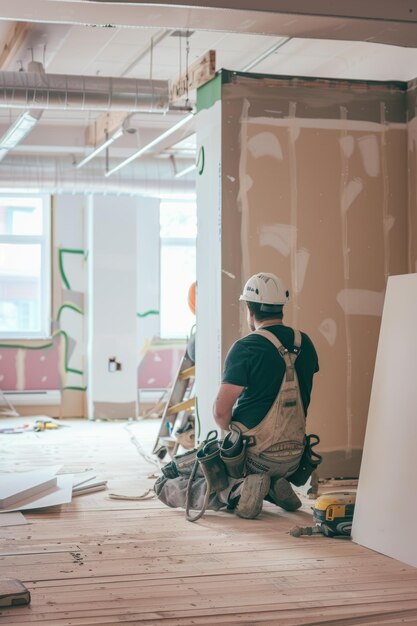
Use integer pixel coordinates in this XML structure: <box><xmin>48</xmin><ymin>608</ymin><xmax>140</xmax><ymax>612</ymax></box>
<box><xmin>0</xmin><ymin>195</ymin><xmax>51</xmax><ymax>339</ymax></box>
<box><xmin>160</xmin><ymin>201</ymin><xmax>196</xmax><ymax>339</ymax></box>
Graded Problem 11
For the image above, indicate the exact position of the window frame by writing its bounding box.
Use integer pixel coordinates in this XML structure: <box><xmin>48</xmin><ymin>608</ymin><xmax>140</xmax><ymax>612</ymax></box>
<box><xmin>159</xmin><ymin>201</ymin><xmax>196</xmax><ymax>340</ymax></box>
<box><xmin>0</xmin><ymin>194</ymin><xmax>52</xmax><ymax>340</ymax></box>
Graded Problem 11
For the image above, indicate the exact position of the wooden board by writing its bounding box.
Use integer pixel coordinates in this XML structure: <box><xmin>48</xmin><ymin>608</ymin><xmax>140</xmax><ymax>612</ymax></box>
<box><xmin>170</xmin><ymin>50</ymin><xmax>216</xmax><ymax>102</ymax></box>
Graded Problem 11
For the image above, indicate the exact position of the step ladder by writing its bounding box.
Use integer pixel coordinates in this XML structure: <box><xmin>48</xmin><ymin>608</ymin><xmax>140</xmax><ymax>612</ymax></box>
<box><xmin>152</xmin><ymin>350</ymin><xmax>195</xmax><ymax>460</ymax></box>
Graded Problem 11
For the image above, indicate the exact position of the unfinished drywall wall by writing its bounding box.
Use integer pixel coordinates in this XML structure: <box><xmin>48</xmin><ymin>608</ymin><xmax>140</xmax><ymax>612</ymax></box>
<box><xmin>197</xmin><ymin>71</ymin><xmax>409</xmax><ymax>475</ymax></box>
<box><xmin>352</xmin><ymin>273</ymin><xmax>417</xmax><ymax>568</ymax></box>
<box><xmin>221</xmin><ymin>73</ymin><xmax>408</xmax><ymax>477</ymax></box>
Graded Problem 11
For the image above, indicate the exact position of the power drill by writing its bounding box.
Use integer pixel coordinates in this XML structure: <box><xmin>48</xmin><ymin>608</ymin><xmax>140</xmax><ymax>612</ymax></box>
<box><xmin>290</xmin><ymin>491</ymin><xmax>356</xmax><ymax>538</ymax></box>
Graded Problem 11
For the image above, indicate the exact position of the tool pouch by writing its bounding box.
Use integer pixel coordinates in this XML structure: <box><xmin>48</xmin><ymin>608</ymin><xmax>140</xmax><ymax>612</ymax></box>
<box><xmin>220</xmin><ymin>427</ymin><xmax>247</xmax><ymax>478</ymax></box>
<box><xmin>287</xmin><ymin>434</ymin><xmax>322</xmax><ymax>487</ymax></box>
<box><xmin>162</xmin><ymin>448</ymin><xmax>202</xmax><ymax>479</ymax></box>
<box><xmin>196</xmin><ymin>440</ymin><xmax>229</xmax><ymax>493</ymax></box>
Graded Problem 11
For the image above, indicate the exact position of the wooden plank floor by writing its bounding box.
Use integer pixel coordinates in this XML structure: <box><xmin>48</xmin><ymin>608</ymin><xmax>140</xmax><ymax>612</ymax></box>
<box><xmin>1</xmin><ymin>418</ymin><xmax>417</xmax><ymax>626</ymax></box>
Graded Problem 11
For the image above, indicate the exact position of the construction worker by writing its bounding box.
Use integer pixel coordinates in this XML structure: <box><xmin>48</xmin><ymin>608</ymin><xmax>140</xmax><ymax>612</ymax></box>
<box><xmin>213</xmin><ymin>272</ymin><xmax>319</xmax><ymax>519</ymax></box>
<box><xmin>154</xmin><ymin>272</ymin><xmax>319</xmax><ymax>521</ymax></box>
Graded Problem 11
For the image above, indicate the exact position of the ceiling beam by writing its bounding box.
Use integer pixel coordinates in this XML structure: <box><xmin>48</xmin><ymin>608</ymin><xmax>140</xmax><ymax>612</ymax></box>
<box><xmin>90</xmin><ymin>1</ymin><xmax>417</xmax><ymax>25</ymax></box>
<box><xmin>85</xmin><ymin>112</ymin><xmax>129</xmax><ymax>147</ymax></box>
<box><xmin>170</xmin><ymin>50</ymin><xmax>216</xmax><ymax>102</ymax></box>
<box><xmin>4</xmin><ymin>1</ymin><xmax>417</xmax><ymax>47</ymax></box>
<box><xmin>0</xmin><ymin>22</ymin><xmax>30</xmax><ymax>70</ymax></box>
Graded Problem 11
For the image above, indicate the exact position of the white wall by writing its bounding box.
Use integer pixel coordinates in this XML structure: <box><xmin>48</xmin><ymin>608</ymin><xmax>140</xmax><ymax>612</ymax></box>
<box><xmin>195</xmin><ymin>98</ymin><xmax>223</xmax><ymax>440</ymax></box>
<box><xmin>87</xmin><ymin>196</ymin><xmax>138</xmax><ymax>419</ymax></box>
<box><xmin>137</xmin><ymin>197</ymin><xmax>160</xmax><ymax>356</ymax></box>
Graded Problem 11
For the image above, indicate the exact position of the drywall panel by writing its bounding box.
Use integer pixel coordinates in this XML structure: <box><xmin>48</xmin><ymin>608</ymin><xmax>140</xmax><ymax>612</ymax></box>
<box><xmin>352</xmin><ymin>274</ymin><xmax>417</xmax><ymax>568</ymax></box>
<box><xmin>1</xmin><ymin>474</ymin><xmax>73</xmax><ymax>513</ymax></box>
<box><xmin>219</xmin><ymin>73</ymin><xmax>408</xmax><ymax>477</ymax></box>
<box><xmin>0</xmin><ymin>466</ymin><xmax>59</xmax><ymax>509</ymax></box>
<box><xmin>195</xmin><ymin>77</ymin><xmax>222</xmax><ymax>440</ymax></box>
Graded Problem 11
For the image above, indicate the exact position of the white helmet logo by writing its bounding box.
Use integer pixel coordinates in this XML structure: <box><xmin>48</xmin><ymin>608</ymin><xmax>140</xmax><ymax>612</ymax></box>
<box><xmin>240</xmin><ymin>272</ymin><xmax>289</xmax><ymax>305</ymax></box>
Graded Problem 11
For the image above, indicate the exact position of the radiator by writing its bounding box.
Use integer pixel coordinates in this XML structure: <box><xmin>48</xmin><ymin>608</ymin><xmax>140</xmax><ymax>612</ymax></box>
<box><xmin>2</xmin><ymin>390</ymin><xmax>61</xmax><ymax>406</ymax></box>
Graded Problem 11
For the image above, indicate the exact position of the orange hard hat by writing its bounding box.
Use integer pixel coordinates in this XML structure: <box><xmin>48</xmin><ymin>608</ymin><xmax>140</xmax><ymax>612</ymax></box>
<box><xmin>188</xmin><ymin>281</ymin><xmax>196</xmax><ymax>315</ymax></box>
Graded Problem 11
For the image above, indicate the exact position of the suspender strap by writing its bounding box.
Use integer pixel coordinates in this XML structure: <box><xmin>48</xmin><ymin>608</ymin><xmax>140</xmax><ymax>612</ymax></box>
<box><xmin>253</xmin><ymin>328</ymin><xmax>301</xmax><ymax>382</ymax></box>
<box><xmin>293</xmin><ymin>329</ymin><xmax>302</xmax><ymax>350</ymax></box>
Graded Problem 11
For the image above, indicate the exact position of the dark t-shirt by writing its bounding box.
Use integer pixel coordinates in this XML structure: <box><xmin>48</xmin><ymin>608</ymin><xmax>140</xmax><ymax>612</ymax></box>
<box><xmin>222</xmin><ymin>324</ymin><xmax>319</xmax><ymax>429</ymax></box>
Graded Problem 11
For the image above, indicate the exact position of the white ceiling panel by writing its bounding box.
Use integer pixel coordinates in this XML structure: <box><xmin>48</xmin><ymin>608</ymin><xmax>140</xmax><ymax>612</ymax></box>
<box><xmin>255</xmin><ymin>38</ymin><xmax>417</xmax><ymax>82</ymax></box>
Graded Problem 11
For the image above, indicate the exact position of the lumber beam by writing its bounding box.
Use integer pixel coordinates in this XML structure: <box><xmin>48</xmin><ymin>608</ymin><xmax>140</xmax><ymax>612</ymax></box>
<box><xmin>169</xmin><ymin>50</ymin><xmax>216</xmax><ymax>102</ymax></box>
<box><xmin>0</xmin><ymin>22</ymin><xmax>30</xmax><ymax>69</ymax></box>
<box><xmin>85</xmin><ymin>111</ymin><xmax>129</xmax><ymax>147</ymax></box>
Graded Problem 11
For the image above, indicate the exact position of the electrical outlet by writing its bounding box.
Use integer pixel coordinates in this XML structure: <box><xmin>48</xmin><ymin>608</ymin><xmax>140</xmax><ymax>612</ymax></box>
<box><xmin>108</xmin><ymin>357</ymin><xmax>122</xmax><ymax>372</ymax></box>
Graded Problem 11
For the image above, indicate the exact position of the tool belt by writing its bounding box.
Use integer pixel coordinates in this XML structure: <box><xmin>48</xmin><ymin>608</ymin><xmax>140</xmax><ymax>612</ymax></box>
<box><xmin>219</xmin><ymin>424</ymin><xmax>248</xmax><ymax>478</ymax></box>
<box><xmin>159</xmin><ymin>430</ymin><xmax>229</xmax><ymax>523</ymax></box>
<box><xmin>287</xmin><ymin>434</ymin><xmax>322</xmax><ymax>486</ymax></box>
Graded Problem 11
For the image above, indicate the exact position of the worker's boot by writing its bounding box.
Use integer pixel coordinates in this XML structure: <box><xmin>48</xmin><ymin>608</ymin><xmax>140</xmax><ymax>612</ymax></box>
<box><xmin>235</xmin><ymin>473</ymin><xmax>270</xmax><ymax>519</ymax></box>
<box><xmin>268</xmin><ymin>477</ymin><xmax>302</xmax><ymax>511</ymax></box>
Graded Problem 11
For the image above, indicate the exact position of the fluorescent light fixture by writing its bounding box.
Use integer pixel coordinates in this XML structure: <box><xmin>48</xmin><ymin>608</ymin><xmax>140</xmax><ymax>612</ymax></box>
<box><xmin>0</xmin><ymin>111</ymin><xmax>42</xmax><ymax>162</ymax></box>
<box><xmin>76</xmin><ymin>127</ymin><xmax>124</xmax><ymax>169</ymax></box>
<box><xmin>105</xmin><ymin>113</ymin><xmax>194</xmax><ymax>177</ymax></box>
<box><xmin>175</xmin><ymin>163</ymin><xmax>196</xmax><ymax>178</ymax></box>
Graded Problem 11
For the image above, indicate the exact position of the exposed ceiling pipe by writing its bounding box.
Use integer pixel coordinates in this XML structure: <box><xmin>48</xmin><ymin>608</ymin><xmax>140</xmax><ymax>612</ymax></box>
<box><xmin>0</xmin><ymin>154</ymin><xmax>195</xmax><ymax>198</ymax></box>
<box><xmin>0</xmin><ymin>71</ymin><xmax>169</xmax><ymax>111</ymax></box>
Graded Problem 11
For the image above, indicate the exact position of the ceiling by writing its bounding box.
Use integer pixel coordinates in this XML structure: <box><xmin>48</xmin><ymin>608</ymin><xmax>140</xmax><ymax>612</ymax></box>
<box><xmin>1</xmin><ymin>1</ymin><xmax>417</xmax><ymax>196</ymax></box>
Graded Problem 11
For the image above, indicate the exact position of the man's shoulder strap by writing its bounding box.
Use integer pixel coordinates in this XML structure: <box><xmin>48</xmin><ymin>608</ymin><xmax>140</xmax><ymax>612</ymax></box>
<box><xmin>252</xmin><ymin>328</ymin><xmax>302</xmax><ymax>358</ymax></box>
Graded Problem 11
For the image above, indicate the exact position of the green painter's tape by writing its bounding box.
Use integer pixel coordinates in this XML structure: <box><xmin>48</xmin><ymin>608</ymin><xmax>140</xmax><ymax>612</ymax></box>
<box><xmin>197</xmin><ymin>146</ymin><xmax>205</xmax><ymax>175</ymax></box>
<box><xmin>55</xmin><ymin>329</ymin><xmax>84</xmax><ymax>376</ymax></box>
<box><xmin>0</xmin><ymin>341</ymin><xmax>53</xmax><ymax>350</ymax></box>
<box><xmin>137</xmin><ymin>310</ymin><xmax>159</xmax><ymax>318</ymax></box>
<box><xmin>195</xmin><ymin>395</ymin><xmax>201</xmax><ymax>441</ymax></box>
<box><xmin>196</xmin><ymin>73</ymin><xmax>222</xmax><ymax>113</ymax></box>
<box><xmin>58</xmin><ymin>248</ymin><xmax>86</xmax><ymax>291</ymax></box>
<box><xmin>0</xmin><ymin>330</ymin><xmax>83</xmax><ymax>377</ymax></box>
<box><xmin>57</xmin><ymin>303</ymin><xmax>84</xmax><ymax>321</ymax></box>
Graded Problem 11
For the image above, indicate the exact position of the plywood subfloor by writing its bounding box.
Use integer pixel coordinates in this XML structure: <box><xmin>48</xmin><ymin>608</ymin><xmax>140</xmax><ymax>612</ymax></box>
<box><xmin>1</xmin><ymin>419</ymin><xmax>417</xmax><ymax>626</ymax></box>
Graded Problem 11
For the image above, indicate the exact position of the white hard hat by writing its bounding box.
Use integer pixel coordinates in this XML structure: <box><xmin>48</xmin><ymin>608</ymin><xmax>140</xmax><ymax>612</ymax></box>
<box><xmin>239</xmin><ymin>272</ymin><xmax>289</xmax><ymax>306</ymax></box>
